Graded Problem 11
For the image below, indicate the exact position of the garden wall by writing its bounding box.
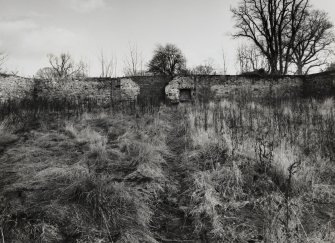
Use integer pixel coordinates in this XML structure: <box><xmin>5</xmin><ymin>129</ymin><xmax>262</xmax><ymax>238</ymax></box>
<box><xmin>33</xmin><ymin>78</ymin><xmax>111</xmax><ymax>105</ymax></box>
<box><xmin>0</xmin><ymin>74</ymin><xmax>33</xmax><ymax>101</ymax></box>
<box><xmin>303</xmin><ymin>71</ymin><xmax>335</xmax><ymax>97</ymax></box>
<box><xmin>162</xmin><ymin>75</ymin><xmax>305</xmax><ymax>103</ymax></box>
<box><xmin>129</xmin><ymin>76</ymin><xmax>170</xmax><ymax>101</ymax></box>
<box><xmin>0</xmin><ymin>71</ymin><xmax>334</xmax><ymax>104</ymax></box>
<box><xmin>193</xmin><ymin>75</ymin><xmax>304</xmax><ymax>101</ymax></box>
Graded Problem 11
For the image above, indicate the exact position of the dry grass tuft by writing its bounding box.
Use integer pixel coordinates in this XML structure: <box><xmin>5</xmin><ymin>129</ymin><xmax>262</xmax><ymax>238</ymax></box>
<box><xmin>0</xmin><ymin>110</ymin><xmax>170</xmax><ymax>242</ymax></box>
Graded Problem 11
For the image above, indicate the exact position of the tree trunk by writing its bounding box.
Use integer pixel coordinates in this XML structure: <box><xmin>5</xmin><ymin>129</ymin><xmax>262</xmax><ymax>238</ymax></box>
<box><xmin>296</xmin><ymin>63</ymin><xmax>303</xmax><ymax>75</ymax></box>
<box><xmin>269</xmin><ymin>58</ymin><xmax>279</xmax><ymax>75</ymax></box>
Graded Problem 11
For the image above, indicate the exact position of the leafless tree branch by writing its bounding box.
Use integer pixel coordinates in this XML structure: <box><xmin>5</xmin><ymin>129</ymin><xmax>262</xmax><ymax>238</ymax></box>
<box><xmin>123</xmin><ymin>43</ymin><xmax>144</xmax><ymax>76</ymax></box>
<box><xmin>99</xmin><ymin>50</ymin><xmax>118</xmax><ymax>78</ymax></box>
<box><xmin>232</xmin><ymin>0</ymin><xmax>311</xmax><ymax>75</ymax></box>
<box><xmin>46</xmin><ymin>53</ymin><xmax>87</xmax><ymax>80</ymax></box>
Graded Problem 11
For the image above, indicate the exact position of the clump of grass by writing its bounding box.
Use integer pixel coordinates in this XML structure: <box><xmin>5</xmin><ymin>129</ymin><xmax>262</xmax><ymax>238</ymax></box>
<box><xmin>186</xmin><ymin>163</ymin><xmax>250</xmax><ymax>242</ymax></box>
<box><xmin>181</xmin><ymin>105</ymin><xmax>253</xmax><ymax>241</ymax></box>
<box><xmin>188</xmin><ymin>170</ymin><xmax>224</xmax><ymax>240</ymax></box>
<box><xmin>259</xmin><ymin>193</ymin><xmax>307</xmax><ymax>243</ymax></box>
<box><xmin>182</xmin><ymin>97</ymin><xmax>335</xmax><ymax>241</ymax></box>
<box><xmin>271</xmin><ymin>142</ymin><xmax>301</xmax><ymax>190</ymax></box>
<box><xmin>0</xmin><ymin>119</ymin><xmax>19</xmax><ymax>149</ymax></box>
<box><xmin>186</xmin><ymin>107</ymin><xmax>232</xmax><ymax>171</ymax></box>
<box><xmin>0</xmin><ymin>110</ymin><xmax>170</xmax><ymax>242</ymax></box>
<box><xmin>307</xmin><ymin>222</ymin><xmax>335</xmax><ymax>243</ymax></box>
<box><xmin>319</xmin><ymin>97</ymin><xmax>334</xmax><ymax>116</ymax></box>
<box><xmin>64</xmin><ymin>122</ymin><xmax>78</xmax><ymax>138</ymax></box>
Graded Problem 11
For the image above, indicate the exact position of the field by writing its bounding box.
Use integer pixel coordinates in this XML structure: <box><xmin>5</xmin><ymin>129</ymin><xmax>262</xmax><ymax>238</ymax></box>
<box><xmin>0</xmin><ymin>96</ymin><xmax>334</xmax><ymax>242</ymax></box>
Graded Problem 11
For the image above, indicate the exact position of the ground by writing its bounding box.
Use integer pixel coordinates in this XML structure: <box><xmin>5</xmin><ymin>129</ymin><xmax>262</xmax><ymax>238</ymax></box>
<box><xmin>0</xmin><ymin>98</ymin><xmax>334</xmax><ymax>242</ymax></box>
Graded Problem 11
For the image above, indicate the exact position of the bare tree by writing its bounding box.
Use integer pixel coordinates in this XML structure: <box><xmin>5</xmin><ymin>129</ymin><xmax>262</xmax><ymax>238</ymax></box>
<box><xmin>293</xmin><ymin>10</ymin><xmax>335</xmax><ymax>74</ymax></box>
<box><xmin>232</xmin><ymin>0</ymin><xmax>310</xmax><ymax>75</ymax></box>
<box><xmin>47</xmin><ymin>53</ymin><xmax>87</xmax><ymax>80</ymax></box>
<box><xmin>236</xmin><ymin>44</ymin><xmax>269</xmax><ymax>74</ymax></box>
<box><xmin>35</xmin><ymin>67</ymin><xmax>56</xmax><ymax>80</ymax></box>
<box><xmin>193</xmin><ymin>59</ymin><xmax>216</xmax><ymax>75</ymax></box>
<box><xmin>99</xmin><ymin>51</ymin><xmax>117</xmax><ymax>78</ymax></box>
<box><xmin>148</xmin><ymin>43</ymin><xmax>187</xmax><ymax>78</ymax></box>
<box><xmin>123</xmin><ymin>43</ymin><xmax>144</xmax><ymax>76</ymax></box>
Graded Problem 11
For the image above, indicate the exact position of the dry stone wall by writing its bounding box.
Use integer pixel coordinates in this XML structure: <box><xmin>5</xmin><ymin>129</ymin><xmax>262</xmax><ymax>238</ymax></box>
<box><xmin>111</xmin><ymin>76</ymin><xmax>170</xmax><ymax>103</ymax></box>
<box><xmin>110</xmin><ymin>78</ymin><xmax>140</xmax><ymax>101</ymax></box>
<box><xmin>34</xmin><ymin>79</ymin><xmax>111</xmax><ymax>105</ymax></box>
<box><xmin>0</xmin><ymin>74</ymin><xmax>33</xmax><ymax>101</ymax></box>
<box><xmin>164</xmin><ymin>75</ymin><xmax>305</xmax><ymax>103</ymax></box>
<box><xmin>0</xmin><ymin>71</ymin><xmax>334</xmax><ymax>104</ymax></box>
<box><xmin>130</xmin><ymin>76</ymin><xmax>170</xmax><ymax>101</ymax></box>
<box><xmin>165</xmin><ymin>77</ymin><xmax>195</xmax><ymax>102</ymax></box>
<box><xmin>194</xmin><ymin>75</ymin><xmax>303</xmax><ymax>100</ymax></box>
<box><xmin>303</xmin><ymin>71</ymin><xmax>335</xmax><ymax>97</ymax></box>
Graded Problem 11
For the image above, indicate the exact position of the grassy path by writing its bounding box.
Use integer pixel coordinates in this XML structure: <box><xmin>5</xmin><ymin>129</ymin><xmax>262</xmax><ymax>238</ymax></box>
<box><xmin>153</xmin><ymin>110</ymin><xmax>198</xmax><ymax>242</ymax></box>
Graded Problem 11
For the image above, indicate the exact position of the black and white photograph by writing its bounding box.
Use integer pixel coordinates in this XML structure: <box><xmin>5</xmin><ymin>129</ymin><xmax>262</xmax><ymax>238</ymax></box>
<box><xmin>0</xmin><ymin>0</ymin><xmax>334</xmax><ymax>242</ymax></box>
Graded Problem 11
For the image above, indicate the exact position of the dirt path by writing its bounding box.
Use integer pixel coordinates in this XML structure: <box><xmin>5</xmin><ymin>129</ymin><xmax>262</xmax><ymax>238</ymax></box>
<box><xmin>153</xmin><ymin>110</ymin><xmax>198</xmax><ymax>243</ymax></box>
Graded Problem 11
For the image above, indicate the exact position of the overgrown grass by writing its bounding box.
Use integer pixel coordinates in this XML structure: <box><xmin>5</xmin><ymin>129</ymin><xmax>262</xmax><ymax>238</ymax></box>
<box><xmin>0</xmin><ymin>108</ymin><xmax>170</xmax><ymax>242</ymax></box>
<box><xmin>0</xmin><ymin>97</ymin><xmax>334</xmax><ymax>242</ymax></box>
<box><xmin>181</xmin><ymin>98</ymin><xmax>335</xmax><ymax>242</ymax></box>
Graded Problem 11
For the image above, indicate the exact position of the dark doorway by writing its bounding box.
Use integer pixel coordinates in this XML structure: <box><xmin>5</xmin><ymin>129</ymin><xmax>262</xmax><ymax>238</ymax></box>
<box><xmin>179</xmin><ymin>89</ymin><xmax>192</xmax><ymax>102</ymax></box>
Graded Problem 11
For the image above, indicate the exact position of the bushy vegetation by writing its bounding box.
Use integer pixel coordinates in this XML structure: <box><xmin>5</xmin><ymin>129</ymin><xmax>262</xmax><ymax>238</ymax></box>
<box><xmin>0</xmin><ymin>97</ymin><xmax>334</xmax><ymax>242</ymax></box>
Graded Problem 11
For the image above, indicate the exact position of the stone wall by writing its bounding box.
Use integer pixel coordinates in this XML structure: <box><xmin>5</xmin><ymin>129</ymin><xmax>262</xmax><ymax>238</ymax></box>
<box><xmin>163</xmin><ymin>72</ymin><xmax>335</xmax><ymax>103</ymax></box>
<box><xmin>194</xmin><ymin>75</ymin><xmax>304</xmax><ymax>100</ymax></box>
<box><xmin>303</xmin><ymin>71</ymin><xmax>335</xmax><ymax>97</ymax></box>
<box><xmin>163</xmin><ymin>75</ymin><xmax>305</xmax><ymax>103</ymax></box>
<box><xmin>34</xmin><ymin>78</ymin><xmax>111</xmax><ymax>105</ymax></box>
<box><xmin>129</xmin><ymin>76</ymin><xmax>170</xmax><ymax>101</ymax></box>
<box><xmin>0</xmin><ymin>74</ymin><xmax>33</xmax><ymax>101</ymax></box>
<box><xmin>165</xmin><ymin>77</ymin><xmax>196</xmax><ymax>102</ymax></box>
<box><xmin>110</xmin><ymin>78</ymin><xmax>140</xmax><ymax>101</ymax></box>
<box><xmin>0</xmin><ymin>71</ymin><xmax>334</xmax><ymax>104</ymax></box>
<box><xmin>110</xmin><ymin>76</ymin><xmax>169</xmax><ymax>102</ymax></box>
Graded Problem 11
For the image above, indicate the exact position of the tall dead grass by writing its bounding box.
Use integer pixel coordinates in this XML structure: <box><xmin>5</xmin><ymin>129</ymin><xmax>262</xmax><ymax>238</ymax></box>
<box><xmin>0</xmin><ymin>97</ymin><xmax>334</xmax><ymax>242</ymax></box>
<box><xmin>0</xmin><ymin>108</ymin><xmax>171</xmax><ymax>242</ymax></box>
<box><xmin>181</xmin><ymin>97</ymin><xmax>335</xmax><ymax>242</ymax></box>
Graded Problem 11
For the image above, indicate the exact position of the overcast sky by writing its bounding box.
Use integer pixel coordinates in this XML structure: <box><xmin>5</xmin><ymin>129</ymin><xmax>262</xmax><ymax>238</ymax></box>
<box><xmin>1</xmin><ymin>0</ymin><xmax>334</xmax><ymax>77</ymax></box>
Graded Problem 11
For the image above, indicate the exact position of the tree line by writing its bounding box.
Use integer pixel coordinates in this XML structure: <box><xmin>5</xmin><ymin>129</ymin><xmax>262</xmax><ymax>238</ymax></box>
<box><xmin>31</xmin><ymin>44</ymin><xmax>215</xmax><ymax>81</ymax></box>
